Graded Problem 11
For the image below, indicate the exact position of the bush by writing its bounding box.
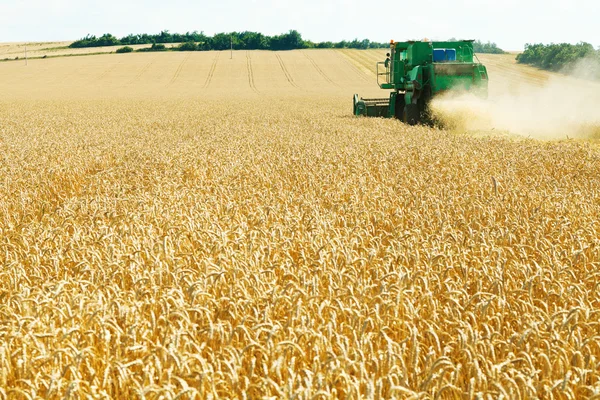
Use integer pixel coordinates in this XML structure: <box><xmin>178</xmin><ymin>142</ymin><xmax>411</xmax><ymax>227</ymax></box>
<box><xmin>473</xmin><ymin>40</ymin><xmax>506</xmax><ymax>54</ymax></box>
<box><xmin>136</xmin><ymin>43</ymin><xmax>168</xmax><ymax>53</ymax></box>
<box><xmin>177</xmin><ymin>42</ymin><xmax>198</xmax><ymax>51</ymax></box>
<box><xmin>517</xmin><ymin>42</ymin><xmax>600</xmax><ymax>78</ymax></box>
<box><xmin>151</xmin><ymin>43</ymin><xmax>166</xmax><ymax>51</ymax></box>
<box><xmin>116</xmin><ymin>46</ymin><xmax>134</xmax><ymax>54</ymax></box>
<box><xmin>136</xmin><ymin>43</ymin><xmax>169</xmax><ymax>53</ymax></box>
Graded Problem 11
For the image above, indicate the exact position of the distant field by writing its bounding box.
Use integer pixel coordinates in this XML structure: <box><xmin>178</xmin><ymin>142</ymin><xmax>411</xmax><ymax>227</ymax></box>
<box><xmin>0</xmin><ymin>47</ymin><xmax>582</xmax><ymax>99</ymax></box>
<box><xmin>1</xmin><ymin>48</ymin><xmax>600</xmax><ymax>398</ymax></box>
<box><xmin>0</xmin><ymin>41</ymin><xmax>72</xmax><ymax>58</ymax></box>
<box><xmin>0</xmin><ymin>41</ymin><xmax>186</xmax><ymax>60</ymax></box>
<box><xmin>0</xmin><ymin>49</ymin><xmax>385</xmax><ymax>99</ymax></box>
<box><xmin>0</xmin><ymin>41</ymin><xmax>566</xmax><ymax>91</ymax></box>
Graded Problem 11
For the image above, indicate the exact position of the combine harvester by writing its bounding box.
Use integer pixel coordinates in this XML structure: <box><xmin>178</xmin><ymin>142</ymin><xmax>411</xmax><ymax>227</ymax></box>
<box><xmin>354</xmin><ymin>40</ymin><xmax>488</xmax><ymax>125</ymax></box>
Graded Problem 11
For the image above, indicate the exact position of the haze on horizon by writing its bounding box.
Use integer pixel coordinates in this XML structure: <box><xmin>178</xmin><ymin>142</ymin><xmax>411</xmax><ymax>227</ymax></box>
<box><xmin>1</xmin><ymin>0</ymin><xmax>598</xmax><ymax>51</ymax></box>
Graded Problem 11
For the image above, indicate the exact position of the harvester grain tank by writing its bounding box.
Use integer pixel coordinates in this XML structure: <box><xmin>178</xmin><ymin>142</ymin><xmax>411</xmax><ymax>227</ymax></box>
<box><xmin>353</xmin><ymin>40</ymin><xmax>489</xmax><ymax>125</ymax></box>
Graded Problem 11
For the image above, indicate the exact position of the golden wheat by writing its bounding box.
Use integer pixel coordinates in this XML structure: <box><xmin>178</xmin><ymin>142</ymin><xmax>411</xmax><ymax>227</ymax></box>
<box><xmin>0</xmin><ymin>49</ymin><xmax>599</xmax><ymax>399</ymax></box>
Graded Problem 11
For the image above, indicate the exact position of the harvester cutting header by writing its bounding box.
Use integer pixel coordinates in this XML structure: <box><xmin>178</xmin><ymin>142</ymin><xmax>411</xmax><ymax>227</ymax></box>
<box><xmin>353</xmin><ymin>40</ymin><xmax>488</xmax><ymax>125</ymax></box>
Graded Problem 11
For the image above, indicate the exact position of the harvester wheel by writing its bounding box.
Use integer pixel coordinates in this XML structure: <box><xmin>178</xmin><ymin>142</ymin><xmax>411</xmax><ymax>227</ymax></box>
<box><xmin>394</xmin><ymin>95</ymin><xmax>405</xmax><ymax>121</ymax></box>
<box><xmin>404</xmin><ymin>104</ymin><xmax>420</xmax><ymax>126</ymax></box>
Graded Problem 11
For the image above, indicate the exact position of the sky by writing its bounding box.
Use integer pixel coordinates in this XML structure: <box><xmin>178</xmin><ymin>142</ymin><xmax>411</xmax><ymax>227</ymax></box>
<box><xmin>0</xmin><ymin>0</ymin><xmax>598</xmax><ymax>51</ymax></box>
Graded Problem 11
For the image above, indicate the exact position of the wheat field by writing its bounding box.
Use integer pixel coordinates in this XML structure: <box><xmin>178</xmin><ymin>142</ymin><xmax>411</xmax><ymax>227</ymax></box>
<box><xmin>0</xmin><ymin>42</ymin><xmax>169</xmax><ymax>60</ymax></box>
<box><xmin>1</xmin><ymin>49</ymin><xmax>600</xmax><ymax>399</ymax></box>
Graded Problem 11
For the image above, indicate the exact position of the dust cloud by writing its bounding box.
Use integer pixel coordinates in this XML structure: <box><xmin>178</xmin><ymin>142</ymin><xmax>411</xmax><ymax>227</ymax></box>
<box><xmin>430</xmin><ymin>59</ymin><xmax>600</xmax><ymax>139</ymax></box>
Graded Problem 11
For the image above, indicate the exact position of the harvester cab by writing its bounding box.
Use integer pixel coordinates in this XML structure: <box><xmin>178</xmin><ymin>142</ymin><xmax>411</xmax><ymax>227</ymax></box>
<box><xmin>353</xmin><ymin>40</ymin><xmax>488</xmax><ymax>125</ymax></box>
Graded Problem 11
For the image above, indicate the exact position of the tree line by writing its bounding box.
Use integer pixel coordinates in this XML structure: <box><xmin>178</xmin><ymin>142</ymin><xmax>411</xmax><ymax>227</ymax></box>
<box><xmin>516</xmin><ymin>42</ymin><xmax>600</xmax><ymax>74</ymax></box>
<box><xmin>446</xmin><ymin>39</ymin><xmax>505</xmax><ymax>54</ymax></box>
<box><xmin>70</xmin><ymin>30</ymin><xmax>390</xmax><ymax>51</ymax></box>
<box><xmin>472</xmin><ymin>40</ymin><xmax>505</xmax><ymax>54</ymax></box>
<box><xmin>71</xmin><ymin>31</ymin><xmax>510</xmax><ymax>54</ymax></box>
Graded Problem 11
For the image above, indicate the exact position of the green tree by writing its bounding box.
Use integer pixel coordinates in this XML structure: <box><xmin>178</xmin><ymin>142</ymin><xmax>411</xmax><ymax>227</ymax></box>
<box><xmin>210</xmin><ymin>33</ymin><xmax>232</xmax><ymax>50</ymax></box>
<box><xmin>156</xmin><ymin>30</ymin><xmax>173</xmax><ymax>44</ymax></box>
<box><xmin>473</xmin><ymin>40</ymin><xmax>505</xmax><ymax>54</ymax></box>
<box><xmin>271</xmin><ymin>30</ymin><xmax>304</xmax><ymax>50</ymax></box>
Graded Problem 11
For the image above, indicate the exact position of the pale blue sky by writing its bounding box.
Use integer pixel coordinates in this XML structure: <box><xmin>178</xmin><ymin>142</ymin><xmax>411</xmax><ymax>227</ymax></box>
<box><xmin>1</xmin><ymin>0</ymin><xmax>598</xmax><ymax>50</ymax></box>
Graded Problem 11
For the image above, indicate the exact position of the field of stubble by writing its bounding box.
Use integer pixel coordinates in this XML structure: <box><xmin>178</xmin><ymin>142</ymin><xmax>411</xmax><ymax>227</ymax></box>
<box><xmin>0</xmin><ymin>50</ymin><xmax>599</xmax><ymax>399</ymax></box>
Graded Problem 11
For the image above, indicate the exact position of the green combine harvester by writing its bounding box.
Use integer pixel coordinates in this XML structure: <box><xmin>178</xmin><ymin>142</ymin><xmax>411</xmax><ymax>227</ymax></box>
<box><xmin>353</xmin><ymin>40</ymin><xmax>488</xmax><ymax>125</ymax></box>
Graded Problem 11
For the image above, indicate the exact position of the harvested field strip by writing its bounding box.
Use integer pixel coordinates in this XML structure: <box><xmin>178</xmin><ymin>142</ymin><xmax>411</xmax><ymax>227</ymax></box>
<box><xmin>303</xmin><ymin>51</ymin><xmax>338</xmax><ymax>87</ymax></box>
<box><xmin>477</xmin><ymin>54</ymin><xmax>551</xmax><ymax>86</ymax></box>
<box><xmin>338</xmin><ymin>49</ymin><xmax>382</xmax><ymax>76</ymax></box>
<box><xmin>484</xmin><ymin>63</ymin><xmax>548</xmax><ymax>85</ymax></box>
<box><xmin>333</xmin><ymin>50</ymin><xmax>372</xmax><ymax>81</ymax></box>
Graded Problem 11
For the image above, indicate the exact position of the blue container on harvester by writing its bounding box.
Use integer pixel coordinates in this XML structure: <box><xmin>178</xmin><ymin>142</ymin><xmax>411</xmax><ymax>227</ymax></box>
<box><xmin>445</xmin><ymin>49</ymin><xmax>457</xmax><ymax>61</ymax></box>
<box><xmin>433</xmin><ymin>49</ymin><xmax>446</xmax><ymax>62</ymax></box>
